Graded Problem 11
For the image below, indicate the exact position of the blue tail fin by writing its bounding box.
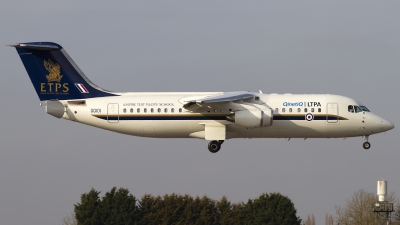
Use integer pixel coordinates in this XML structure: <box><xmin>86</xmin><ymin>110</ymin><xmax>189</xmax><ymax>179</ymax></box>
<box><xmin>11</xmin><ymin>42</ymin><xmax>117</xmax><ymax>101</ymax></box>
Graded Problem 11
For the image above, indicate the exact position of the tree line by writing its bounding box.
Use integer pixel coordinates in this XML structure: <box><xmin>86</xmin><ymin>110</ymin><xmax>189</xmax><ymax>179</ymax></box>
<box><xmin>72</xmin><ymin>187</ymin><xmax>302</xmax><ymax>225</ymax></box>
<box><xmin>64</xmin><ymin>187</ymin><xmax>400</xmax><ymax>225</ymax></box>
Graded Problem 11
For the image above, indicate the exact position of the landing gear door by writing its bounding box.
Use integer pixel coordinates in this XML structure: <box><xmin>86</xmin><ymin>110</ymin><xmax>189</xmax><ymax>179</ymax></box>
<box><xmin>107</xmin><ymin>103</ymin><xmax>119</xmax><ymax>123</ymax></box>
<box><xmin>326</xmin><ymin>103</ymin><xmax>338</xmax><ymax>123</ymax></box>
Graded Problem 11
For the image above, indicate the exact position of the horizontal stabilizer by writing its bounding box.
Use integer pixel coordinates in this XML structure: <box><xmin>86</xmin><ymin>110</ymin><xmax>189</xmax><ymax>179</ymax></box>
<box><xmin>9</xmin><ymin>43</ymin><xmax>58</xmax><ymax>50</ymax></box>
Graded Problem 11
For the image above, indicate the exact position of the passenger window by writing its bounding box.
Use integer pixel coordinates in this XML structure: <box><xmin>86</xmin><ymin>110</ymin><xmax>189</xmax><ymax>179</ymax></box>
<box><xmin>348</xmin><ymin>105</ymin><xmax>354</xmax><ymax>113</ymax></box>
<box><xmin>151</xmin><ymin>108</ymin><xmax>154</xmax><ymax>113</ymax></box>
<box><xmin>164</xmin><ymin>108</ymin><xmax>168</xmax><ymax>113</ymax></box>
<box><xmin>354</xmin><ymin>105</ymin><xmax>362</xmax><ymax>113</ymax></box>
<box><xmin>214</xmin><ymin>109</ymin><xmax>217</xmax><ymax>113</ymax></box>
<box><xmin>289</xmin><ymin>108</ymin><xmax>292</xmax><ymax>113</ymax></box>
<box><xmin>297</xmin><ymin>108</ymin><xmax>301</xmax><ymax>112</ymax></box>
<box><xmin>304</xmin><ymin>108</ymin><xmax>308</xmax><ymax>113</ymax></box>
<box><xmin>130</xmin><ymin>108</ymin><xmax>133</xmax><ymax>113</ymax></box>
<box><xmin>137</xmin><ymin>108</ymin><xmax>140</xmax><ymax>113</ymax></box>
<box><xmin>171</xmin><ymin>108</ymin><xmax>175</xmax><ymax>113</ymax></box>
<box><xmin>282</xmin><ymin>108</ymin><xmax>286</xmax><ymax>113</ymax></box>
<box><xmin>157</xmin><ymin>108</ymin><xmax>161</xmax><ymax>113</ymax></box>
<box><xmin>311</xmin><ymin>108</ymin><xmax>314</xmax><ymax>113</ymax></box>
<box><xmin>144</xmin><ymin>108</ymin><xmax>147</xmax><ymax>113</ymax></box>
<box><xmin>318</xmin><ymin>108</ymin><xmax>321</xmax><ymax>113</ymax></box>
<box><xmin>123</xmin><ymin>108</ymin><xmax>126</xmax><ymax>113</ymax></box>
<box><xmin>179</xmin><ymin>108</ymin><xmax>182</xmax><ymax>113</ymax></box>
<box><xmin>275</xmin><ymin>108</ymin><xmax>279</xmax><ymax>113</ymax></box>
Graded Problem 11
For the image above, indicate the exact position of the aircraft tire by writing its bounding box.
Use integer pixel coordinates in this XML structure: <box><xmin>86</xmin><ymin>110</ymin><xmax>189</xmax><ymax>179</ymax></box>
<box><xmin>363</xmin><ymin>142</ymin><xmax>371</xmax><ymax>149</ymax></box>
<box><xmin>208</xmin><ymin>141</ymin><xmax>221</xmax><ymax>153</ymax></box>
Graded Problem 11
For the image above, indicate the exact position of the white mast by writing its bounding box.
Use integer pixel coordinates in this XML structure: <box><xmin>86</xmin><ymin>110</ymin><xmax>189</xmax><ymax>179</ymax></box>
<box><xmin>377</xmin><ymin>180</ymin><xmax>387</xmax><ymax>202</ymax></box>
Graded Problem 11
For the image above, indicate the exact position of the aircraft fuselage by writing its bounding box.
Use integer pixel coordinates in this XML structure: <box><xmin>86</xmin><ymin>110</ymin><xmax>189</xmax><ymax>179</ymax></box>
<box><xmin>58</xmin><ymin>93</ymin><xmax>392</xmax><ymax>139</ymax></box>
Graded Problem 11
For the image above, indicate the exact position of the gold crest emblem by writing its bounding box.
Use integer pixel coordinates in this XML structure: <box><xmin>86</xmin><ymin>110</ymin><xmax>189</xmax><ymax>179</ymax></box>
<box><xmin>44</xmin><ymin>59</ymin><xmax>63</xmax><ymax>82</ymax></box>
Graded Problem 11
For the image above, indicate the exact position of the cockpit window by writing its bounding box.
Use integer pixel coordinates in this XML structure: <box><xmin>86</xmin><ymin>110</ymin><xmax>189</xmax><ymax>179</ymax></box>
<box><xmin>349</xmin><ymin>105</ymin><xmax>370</xmax><ymax>113</ymax></box>
<box><xmin>359</xmin><ymin>106</ymin><xmax>370</xmax><ymax>112</ymax></box>
<box><xmin>354</xmin><ymin>105</ymin><xmax>362</xmax><ymax>113</ymax></box>
<box><xmin>348</xmin><ymin>105</ymin><xmax>354</xmax><ymax>113</ymax></box>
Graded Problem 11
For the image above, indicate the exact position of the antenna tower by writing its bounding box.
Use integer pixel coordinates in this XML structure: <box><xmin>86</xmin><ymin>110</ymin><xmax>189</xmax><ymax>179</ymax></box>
<box><xmin>373</xmin><ymin>180</ymin><xmax>394</xmax><ymax>225</ymax></box>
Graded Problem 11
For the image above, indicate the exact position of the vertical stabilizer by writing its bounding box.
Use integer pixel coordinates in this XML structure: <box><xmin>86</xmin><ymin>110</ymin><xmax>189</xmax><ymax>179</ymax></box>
<box><xmin>11</xmin><ymin>42</ymin><xmax>117</xmax><ymax>101</ymax></box>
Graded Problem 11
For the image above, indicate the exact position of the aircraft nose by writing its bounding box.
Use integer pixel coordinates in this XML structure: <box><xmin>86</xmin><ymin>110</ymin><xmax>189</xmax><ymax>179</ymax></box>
<box><xmin>381</xmin><ymin>119</ymin><xmax>394</xmax><ymax>132</ymax></box>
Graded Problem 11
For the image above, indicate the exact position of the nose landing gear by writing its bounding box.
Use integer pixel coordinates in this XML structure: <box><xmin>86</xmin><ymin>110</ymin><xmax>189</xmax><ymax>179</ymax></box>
<box><xmin>363</xmin><ymin>135</ymin><xmax>371</xmax><ymax>149</ymax></box>
<box><xmin>208</xmin><ymin>140</ymin><xmax>224</xmax><ymax>153</ymax></box>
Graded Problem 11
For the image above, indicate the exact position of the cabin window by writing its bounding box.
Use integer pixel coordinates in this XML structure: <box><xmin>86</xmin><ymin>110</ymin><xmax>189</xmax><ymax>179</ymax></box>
<box><xmin>123</xmin><ymin>108</ymin><xmax>126</xmax><ymax>113</ymax></box>
<box><xmin>144</xmin><ymin>108</ymin><xmax>147</xmax><ymax>113</ymax></box>
<box><xmin>179</xmin><ymin>108</ymin><xmax>182</xmax><ymax>113</ymax></box>
<box><xmin>214</xmin><ymin>109</ymin><xmax>217</xmax><ymax>113</ymax></box>
<box><xmin>289</xmin><ymin>108</ymin><xmax>292</xmax><ymax>113</ymax></box>
<box><xmin>304</xmin><ymin>108</ymin><xmax>308</xmax><ymax>113</ymax></box>
<box><xmin>311</xmin><ymin>108</ymin><xmax>314</xmax><ymax>113</ymax></box>
<box><xmin>151</xmin><ymin>108</ymin><xmax>154</xmax><ymax>113</ymax></box>
<box><xmin>130</xmin><ymin>108</ymin><xmax>133</xmax><ymax>113</ymax></box>
<box><xmin>137</xmin><ymin>108</ymin><xmax>140</xmax><ymax>113</ymax></box>
<box><xmin>282</xmin><ymin>108</ymin><xmax>285</xmax><ymax>113</ymax></box>
<box><xmin>318</xmin><ymin>108</ymin><xmax>321</xmax><ymax>113</ymax></box>
<box><xmin>157</xmin><ymin>108</ymin><xmax>161</xmax><ymax>113</ymax></box>
<box><xmin>164</xmin><ymin>108</ymin><xmax>168</xmax><ymax>113</ymax></box>
<box><xmin>297</xmin><ymin>108</ymin><xmax>301</xmax><ymax>112</ymax></box>
<box><xmin>171</xmin><ymin>108</ymin><xmax>175</xmax><ymax>113</ymax></box>
<box><xmin>275</xmin><ymin>108</ymin><xmax>279</xmax><ymax>113</ymax></box>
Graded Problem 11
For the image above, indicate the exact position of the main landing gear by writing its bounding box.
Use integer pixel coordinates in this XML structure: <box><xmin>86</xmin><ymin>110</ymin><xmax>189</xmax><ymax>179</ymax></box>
<box><xmin>208</xmin><ymin>140</ymin><xmax>224</xmax><ymax>153</ymax></box>
<box><xmin>363</xmin><ymin>135</ymin><xmax>371</xmax><ymax>150</ymax></box>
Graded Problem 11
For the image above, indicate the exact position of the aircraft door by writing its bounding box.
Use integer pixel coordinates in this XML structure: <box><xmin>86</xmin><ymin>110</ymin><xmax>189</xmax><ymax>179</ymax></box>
<box><xmin>107</xmin><ymin>103</ymin><xmax>119</xmax><ymax>123</ymax></box>
<box><xmin>326</xmin><ymin>103</ymin><xmax>338</xmax><ymax>123</ymax></box>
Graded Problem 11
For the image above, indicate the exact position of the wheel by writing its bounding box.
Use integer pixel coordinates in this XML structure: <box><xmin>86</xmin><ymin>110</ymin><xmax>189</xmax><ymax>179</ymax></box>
<box><xmin>363</xmin><ymin>142</ymin><xmax>371</xmax><ymax>149</ymax></box>
<box><xmin>208</xmin><ymin>141</ymin><xmax>221</xmax><ymax>153</ymax></box>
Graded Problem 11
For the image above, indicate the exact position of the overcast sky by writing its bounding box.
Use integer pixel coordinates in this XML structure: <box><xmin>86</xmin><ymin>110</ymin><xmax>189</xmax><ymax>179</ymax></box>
<box><xmin>1</xmin><ymin>1</ymin><xmax>399</xmax><ymax>224</ymax></box>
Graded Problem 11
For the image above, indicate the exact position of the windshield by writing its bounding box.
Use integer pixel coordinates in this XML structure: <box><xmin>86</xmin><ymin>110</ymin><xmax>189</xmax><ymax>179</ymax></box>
<box><xmin>354</xmin><ymin>105</ymin><xmax>362</xmax><ymax>113</ymax></box>
<box><xmin>348</xmin><ymin>105</ymin><xmax>370</xmax><ymax>113</ymax></box>
<box><xmin>359</xmin><ymin>106</ymin><xmax>370</xmax><ymax>112</ymax></box>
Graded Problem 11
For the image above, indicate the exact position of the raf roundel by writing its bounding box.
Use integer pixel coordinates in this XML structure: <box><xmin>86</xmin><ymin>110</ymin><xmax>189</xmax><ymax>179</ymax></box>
<box><xmin>305</xmin><ymin>113</ymin><xmax>314</xmax><ymax>121</ymax></box>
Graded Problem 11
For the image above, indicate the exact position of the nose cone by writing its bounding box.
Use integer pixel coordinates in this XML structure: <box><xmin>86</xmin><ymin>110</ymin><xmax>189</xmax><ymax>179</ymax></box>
<box><xmin>369</xmin><ymin>113</ymin><xmax>394</xmax><ymax>134</ymax></box>
<box><xmin>381</xmin><ymin>119</ymin><xmax>394</xmax><ymax>132</ymax></box>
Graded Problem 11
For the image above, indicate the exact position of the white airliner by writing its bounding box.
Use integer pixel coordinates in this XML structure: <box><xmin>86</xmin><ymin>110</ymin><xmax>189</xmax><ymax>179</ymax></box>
<box><xmin>11</xmin><ymin>42</ymin><xmax>394</xmax><ymax>153</ymax></box>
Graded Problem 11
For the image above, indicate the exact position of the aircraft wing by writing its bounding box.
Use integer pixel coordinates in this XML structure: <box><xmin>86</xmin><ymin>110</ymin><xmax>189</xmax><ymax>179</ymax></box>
<box><xmin>183</xmin><ymin>91</ymin><xmax>255</xmax><ymax>110</ymax></box>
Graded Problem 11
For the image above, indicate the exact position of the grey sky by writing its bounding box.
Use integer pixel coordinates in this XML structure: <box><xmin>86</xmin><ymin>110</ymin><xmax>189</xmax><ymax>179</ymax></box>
<box><xmin>1</xmin><ymin>1</ymin><xmax>399</xmax><ymax>224</ymax></box>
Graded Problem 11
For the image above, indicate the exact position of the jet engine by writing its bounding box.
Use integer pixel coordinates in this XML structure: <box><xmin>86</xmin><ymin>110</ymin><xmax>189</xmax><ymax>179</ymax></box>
<box><xmin>227</xmin><ymin>107</ymin><xmax>273</xmax><ymax>129</ymax></box>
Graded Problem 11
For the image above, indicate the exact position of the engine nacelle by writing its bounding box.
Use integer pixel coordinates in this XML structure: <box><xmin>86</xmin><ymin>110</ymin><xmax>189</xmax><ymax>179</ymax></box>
<box><xmin>229</xmin><ymin>108</ymin><xmax>273</xmax><ymax>129</ymax></box>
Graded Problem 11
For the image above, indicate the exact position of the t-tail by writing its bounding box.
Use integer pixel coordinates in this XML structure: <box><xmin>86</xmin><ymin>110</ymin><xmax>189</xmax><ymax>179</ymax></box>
<box><xmin>10</xmin><ymin>42</ymin><xmax>117</xmax><ymax>101</ymax></box>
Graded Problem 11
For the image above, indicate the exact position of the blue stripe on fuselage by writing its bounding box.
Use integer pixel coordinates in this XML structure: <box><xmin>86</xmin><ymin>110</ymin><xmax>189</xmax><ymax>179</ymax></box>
<box><xmin>92</xmin><ymin>114</ymin><xmax>347</xmax><ymax>121</ymax></box>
